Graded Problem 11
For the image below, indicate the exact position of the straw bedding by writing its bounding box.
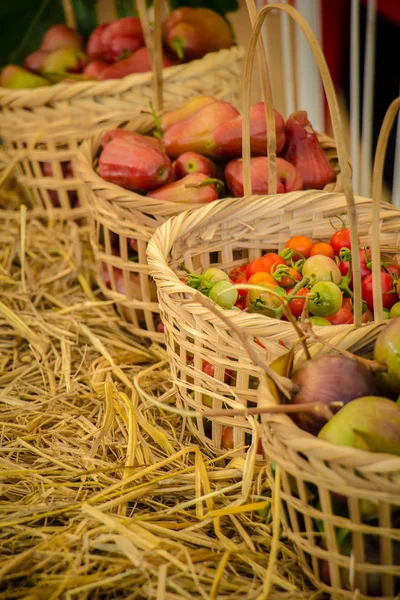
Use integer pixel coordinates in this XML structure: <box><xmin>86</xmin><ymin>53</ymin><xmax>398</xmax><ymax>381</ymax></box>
<box><xmin>0</xmin><ymin>182</ymin><xmax>317</xmax><ymax>599</ymax></box>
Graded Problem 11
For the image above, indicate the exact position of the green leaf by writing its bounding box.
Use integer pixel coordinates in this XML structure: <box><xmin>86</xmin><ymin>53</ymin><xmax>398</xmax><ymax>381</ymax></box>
<box><xmin>72</xmin><ymin>0</ymin><xmax>98</xmax><ymax>40</ymax></box>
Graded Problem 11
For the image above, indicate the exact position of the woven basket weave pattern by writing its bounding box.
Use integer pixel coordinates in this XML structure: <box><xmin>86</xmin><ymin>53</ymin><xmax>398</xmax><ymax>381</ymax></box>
<box><xmin>77</xmin><ymin>116</ymin><xmax>342</xmax><ymax>341</ymax></box>
<box><xmin>0</xmin><ymin>46</ymin><xmax>245</xmax><ymax>220</ymax></box>
<box><xmin>260</xmin><ymin>375</ymin><xmax>400</xmax><ymax>600</ymax></box>
<box><xmin>147</xmin><ymin>191</ymin><xmax>400</xmax><ymax>451</ymax></box>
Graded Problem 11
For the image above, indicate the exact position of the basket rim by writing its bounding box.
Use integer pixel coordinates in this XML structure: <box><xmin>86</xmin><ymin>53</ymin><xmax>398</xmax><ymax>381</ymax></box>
<box><xmin>76</xmin><ymin>129</ymin><xmax>344</xmax><ymax>227</ymax></box>
<box><xmin>261</xmin><ymin>407</ymin><xmax>400</xmax><ymax>472</ymax></box>
<box><xmin>75</xmin><ymin>127</ymin><xmax>230</xmax><ymax>215</ymax></box>
<box><xmin>0</xmin><ymin>46</ymin><xmax>245</xmax><ymax>108</ymax></box>
<box><xmin>147</xmin><ymin>191</ymin><xmax>399</xmax><ymax>333</ymax></box>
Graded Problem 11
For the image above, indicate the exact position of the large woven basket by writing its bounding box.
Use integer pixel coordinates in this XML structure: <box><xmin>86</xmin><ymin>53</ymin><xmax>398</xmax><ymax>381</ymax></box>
<box><xmin>146</xmin><ymin>5</ymin><xmax>400</xmax><ymax>453</ymax></box>
<box><xmin>259</xmin><ymin>370</ymin><xmax>400</xmax><ymax>600</ymax></box>
<box><xmin>259</xmin><ymin>93</ymin><xmax>400</xmax><ymax>600</ymax></box>
<box><xmin>0</xmin><ymin>1</ymin><xmax>244</xmax><ymax>222</ymax></box>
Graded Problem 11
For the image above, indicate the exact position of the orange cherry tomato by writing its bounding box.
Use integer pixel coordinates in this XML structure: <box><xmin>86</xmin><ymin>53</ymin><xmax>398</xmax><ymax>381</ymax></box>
<box><xmin>246</xmin><ymin>258</ymin><xmax>269</xmax><ymax>279</ymax></box>
<box><xmin>285</xmin><ymin>235</ymin><xmax>313</xmax><ymax>260</ymax></box>
<box><xmin>397</xmin><ymin>278</ymin><xmax>400</xmax><ymax>297</ymax></box>
<box><xmin>362</xmin><ymin>307</ymin><xmax>373</xmax><ymax>323</ymax></box>
<box><xmin>261</xmin><ymin>252</ymin><xmax>287</xmax><ymax>274</ymax></box>
<box><xmin>248</xmin><ymin>271</ymin><xmax>275</xmax><ymax>285</ymax></box>
<box><xmin>310</xmin><ymin>242</ymin><xmax>335</xmax><ymax>259</ymax></box>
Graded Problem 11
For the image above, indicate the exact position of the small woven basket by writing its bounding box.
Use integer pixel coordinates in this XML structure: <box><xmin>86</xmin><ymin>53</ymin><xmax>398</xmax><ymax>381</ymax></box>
<box><xmin>0</xmin><ymin>0</ymin><xmax>244</xmax><ymax>222</ymax></box>
<box><xmin>146</xmin><ymin>5</ymin><xmax>400</xmax><ymax>453</ymax></box>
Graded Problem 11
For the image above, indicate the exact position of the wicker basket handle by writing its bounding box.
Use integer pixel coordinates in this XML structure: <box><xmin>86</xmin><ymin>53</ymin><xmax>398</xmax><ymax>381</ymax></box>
<box><xmin>371</xmin><ymin>97</ymin><xmax>400</xmax><ymax>323</ymax></box>
<box><xmin>242</xmin><ymin>1</ymin><xmax>363</xmax><ymax>327</ymax></box>
<box><xmin>61</xmin><ymin>0</ymin><xmax>164</xmax><ymax>111</ymax></box>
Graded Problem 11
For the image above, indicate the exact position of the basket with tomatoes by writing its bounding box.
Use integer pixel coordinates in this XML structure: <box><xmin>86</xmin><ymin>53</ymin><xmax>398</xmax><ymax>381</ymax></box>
<box><xmin>147</xmin><ymin>6</ymin><xmax>400</xmax><ymax>453</ymax></box>
<box><xmin>148</xmin><ymin>189</ymin><xmax>400</xmax><ymax>452</ymax></box>
<box><xmin>188</xmin><ymin>226</ymin><xmax>399</xmax><ymax>326</ymax></box>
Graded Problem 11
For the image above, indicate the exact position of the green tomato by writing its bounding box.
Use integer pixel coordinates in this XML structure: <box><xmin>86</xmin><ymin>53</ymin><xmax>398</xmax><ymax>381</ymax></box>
<box><xmin>201</xmin><ymin>268</ymin><xmax>229</xmax><ymax>285</ymax></box>
<box><xmin>246</xmin><ymin>282</ymin><xmax>286</xmax><ymax>318</ymax></box>
<box><xmin>209</xmin><ymin>279</ymin><xmax>238</xmax><ymax>309</ymax></box>
<box><xmin>390</xmin><ymin>302</ymin><xmax>400</xmax><ymax>319</ymax></box>
<box><xmin>302</xmin><ymin>255</ymin><xmax>342</xmax><ymax>285</ymax></box>
<box><xmin>309</xmin><ymin>316</ymin><xmax>332</xmax><ymax>327</ymax></box>
<box><xmin>383</xmin><ymin>308</ymin><xmax>391</xmax><ymax>320</ymax></box>
<box><xmin>307</xmin><ymin>281</ymin><xmax>343</xmax><ymax>317</ymax></box>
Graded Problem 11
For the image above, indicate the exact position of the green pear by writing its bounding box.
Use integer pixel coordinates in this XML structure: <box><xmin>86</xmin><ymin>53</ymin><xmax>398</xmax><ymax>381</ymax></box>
<box><xmin>41</xmin><ymin>48</ymin><xmax>87</xmax><ymax>82</ymax></box>
<box><xmin>373</xmin><ymin>316</ymin><xmax>400</xmax><ymax>398</ymax></box>
<box><xmin>318</xmin><ymin>396</ymin><xmax>400</xmax><ymax>455</ymax></box>
<box><xmin>0</xmin><ymin>65</ymin><xmax>50</xmax><ymax>89</ymax></box>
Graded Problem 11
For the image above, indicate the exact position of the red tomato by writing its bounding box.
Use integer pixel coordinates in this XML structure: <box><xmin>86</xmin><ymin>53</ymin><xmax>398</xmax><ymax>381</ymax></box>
<box><xmin>342</xmin><ymin>297</ymin><xmax>353</xmax><ymax>310</ymax></box>
<box><xmin>361</xmin><ymin>271</ymin><xmax>397</xmax><ymax>311</ymax></box>
<box><xmin>285</xmin><ymin>235</ymin><xmax>313</xmax><ymax>260</ymax></box>
<box><xmin>246</xmin><ymin>258</ymin><xmax>269</xmax><ymax>279</ymax></box>
<box><xmin>261</xmin><ymin>252</ymin><xmax>287</xmax><ymax>274</ymax></box>
<box><xmin>156</xmin><ymin>320</ymin><xmax>165</xmax><ymax>333</ymax></box>
<box><xmin>229</xmin><ymin>265</ymin><xmax>248</xmax><ymax>294</ymax></box>
<box><xmin>202</xmin><ymin>360</ymin><xmax>232</xmax><ymax>383</ymax></box>
<box><xmin>330</xmin><ymin>227</ymin><xmax>358</xmax><ymax>255</ymax></box>
<box><xmin>287</xmin><ymin>287</ymin><xmax>308</xmax><ymax>318</ymax></box>
<box><xmin>326</xmin><ymin>307</ymin><xmax>353</xmax><ymax>325</ymax></box>
<box><xmin>255</xmin><ymin>338</ymin><xmax>265</xmax><ymax>349</ymax></box>
<box><xmin>235</xmin><ymin>295</ymin><xmax>247</xmax><ymax>310</ymax></box>
<box><xmin>339</xmin><ymin>249</ymin><xmax>371</xmax><ymax>283</ymax></box>
<box><xmin>230</xmin><ymin>265</ymin><xmax>248</xmax><ymax>307</ymax></box>
<box><xmin>384</xmin><ymin>263</ymin><xmax>400</xmax><ymax>278</ymax></box>
<box><xmin>309</xmin><ymin>242</ymin><xmax>335</xmax><ymax>259</ymax></box>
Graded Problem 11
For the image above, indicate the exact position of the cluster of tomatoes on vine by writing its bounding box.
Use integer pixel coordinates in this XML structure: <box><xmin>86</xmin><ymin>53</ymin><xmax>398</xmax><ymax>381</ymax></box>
<box><xmin>183</xmin><ymin>219</ymin><xmax>400</xmax><ymax>326</ymax></box>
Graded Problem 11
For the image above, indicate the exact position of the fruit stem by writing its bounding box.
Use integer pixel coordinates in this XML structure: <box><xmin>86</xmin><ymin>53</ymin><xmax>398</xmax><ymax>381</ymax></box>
<box><xmin>194</xmin><ymin>291</ymin><xmax>298</xmax><ymax>398</ymax></box>
<box><xmin>329</xmin><ymin>214</ymin><xmax>346</xmax><ymax>231</ymax></box>
<box><xmin>171</xmin><ymin>37</ymin><xmax>185</xmax><ymax>60</ymax></box>
<box><xmin>286</xmin><ymin>276</ymin><xmax>310</xmax><ymax>302</ymax></box>
<box><xmin>304</xmin><ymin>326</ymin><xmax>388</xmax><ymax>373</ymax></box>
<box><xmin>185</xmin><ymin>178</ymin><xmax>225</xmax><ymax>197</ymax></box>
<box><xmin>272</xmin><ymin>264</ymin><xmax>298</xmax><ymax>284</ymax></box>
<box><xmin>203</xmin><ymin>401</ymin><xmax>334</xmax><ymax>421</ymax></box>
<box><xmin>280</xmin><ymin>248</ymin><xmax>307</xmax><ymax>265</ymax></box>
<box><xmin>222</xmin><ymin>282</ymin><xmax>312</xmax><ymax>365</ymax></box>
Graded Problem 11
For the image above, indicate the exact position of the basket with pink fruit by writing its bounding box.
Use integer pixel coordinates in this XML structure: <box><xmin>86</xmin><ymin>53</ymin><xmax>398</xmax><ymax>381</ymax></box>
<box><xmin>0</xmin><ymin>1</ymin><xmax>244</xmax><ymax>221</ymax></box>
<box><xmin>76</xmin><ymin>46</ymin><xmax>343</xmax><ymax>340</ymax></box>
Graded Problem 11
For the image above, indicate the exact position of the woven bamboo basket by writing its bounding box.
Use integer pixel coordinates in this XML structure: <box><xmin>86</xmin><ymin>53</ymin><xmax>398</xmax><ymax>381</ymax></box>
<box><xmin>0</xmin><ymin>0</ymin><xmax>245</xmax><ymax>222</ymax></box>
<box><xmin>257</xmin><ymin>95</ymin><xmax>400</xmax><ymax>600</ymax></box>
<box><xmin>75</xmin><ymin>0</ymin><xmax>344</xmax><ymax>342</ymax></box>
<box><xmin>260</xmin><ymin>375</ymin><xmax>400</xmax><ymax>600</ymax></box>
<box><xmin>147</xmin><ymin>5</ymin><xmax>400</xmax><ymax>454</ymax></box>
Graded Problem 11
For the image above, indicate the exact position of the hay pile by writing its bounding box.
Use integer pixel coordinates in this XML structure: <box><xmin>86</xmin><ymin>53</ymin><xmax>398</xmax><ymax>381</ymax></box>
<box><xmin>0</xmin><ymin>191</ymin><xmax>317</xmax><ymax>598</ymax></box>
